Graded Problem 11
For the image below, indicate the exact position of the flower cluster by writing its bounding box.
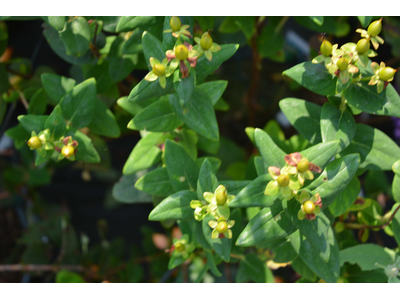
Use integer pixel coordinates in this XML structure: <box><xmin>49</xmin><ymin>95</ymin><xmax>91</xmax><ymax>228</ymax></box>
<box><xmin>264</xmin><ymin>152</ymin><xmax>321</xmax><ymax>200</ymax></box>
<box><xmin>166</xmin><ymin>234</ymin><xmax>195</xmax><ymax>261</ymax></box>
<box><xmin>190</xmin><ymin>184</ymin><xmax>235</xmax><ymax>239</ymax></box>
<box><xmin>144</xmin><ymin>16</ymin><xmax>220</xmax><ymax>88</ymax></box>
<box><xmin>312</xmin><ymin>18</ymin><xmax>397</xmax><ymax>93</ymax></box>
<box><xmin>27</xmin><ymin>129</ymin><xmax>53</xmax><ymax>157</ymax></box>
<box><xmin>54</xmin><ymin>136</ymin><xmax>79</xmax><ymax>161</ymax></box>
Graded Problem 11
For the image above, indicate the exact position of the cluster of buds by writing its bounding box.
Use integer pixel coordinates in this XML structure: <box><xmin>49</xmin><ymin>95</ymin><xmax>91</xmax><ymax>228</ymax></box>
<box><xmin>26</xmin><ymin>129</ymin><xmax>53</xmax><ymax>157</ymax></box>
<box><xmin>166</xmin><ymin>234</ymin><xmax>195</xmax><ymax>260</ymax></box>
<box><xmin>265</xmin><ymin>152</ymin><xmax>321</xmax><ymax>200</ymax></box>
<box><xmin>190</xmin><ymin>185</ymin><xmax>235</xmax><ymax>239</ymax></box>
<box><xmin>54</xmin><ymin>136</ymin><xmax>78</xmax><ymax>161</ymax></box>
<box><xmin>144</xmin><ymin>16</ymin><xmax>220</xmax><ymax>87</ymax></box>
<box><xmin>312</xmin><ymin>18</ymin><xmax>397</xmax><ymax>93</ymax></box>
<box><xmin>296</xmin><ymin>191</ymin><xmax>322</xmax><ymax>221</ymax></box>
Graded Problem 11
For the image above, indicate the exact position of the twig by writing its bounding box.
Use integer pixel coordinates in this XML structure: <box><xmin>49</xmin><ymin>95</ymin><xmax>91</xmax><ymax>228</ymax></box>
<box><xmin>5</xmin><ymin>66</ymin><xmax>32</xmax><ymax>80</ymax></box>
<box><xmin>230</xmin><ymin>253</ymin><xmax>245</xmax><ymax>260</ymax></box>
<box><xmin>344</xmin><ymin>205</ymin><xmax>400</xmax><ymax>230</ymax></box>
<box><xmin>225</xmin><ymin>262</ymin><xmax>233</xmax><ymax>283</ymax></box>
<box><xmin>17</xmin><ymin>90</ymin><xmax>29</xmax><ymax>111</ymax></box>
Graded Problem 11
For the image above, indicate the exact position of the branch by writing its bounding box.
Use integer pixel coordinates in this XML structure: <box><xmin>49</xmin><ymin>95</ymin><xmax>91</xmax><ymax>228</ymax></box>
<box><xmin>344</xmin><ymin>205</ymin><xmax>400</xmax><ymax>230</ymax></box>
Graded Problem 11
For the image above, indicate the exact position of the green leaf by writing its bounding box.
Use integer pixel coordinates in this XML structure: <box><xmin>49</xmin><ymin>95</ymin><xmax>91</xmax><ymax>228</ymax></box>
<box><xmin>219</xmin><ymin>180</ymin><xmax>251</xmax><ymax>196</ymax></box>
<box><xmin>56</xmin><ymin>270</ymin><xmax>84</xmax><ymax>283</ymax></box>
<box><xmin>299</xmin><ymin>141</ymin><xmax>340</xmax><ymax>170</ymax></box>
<box><xmin>41</xmin><ymin>73</ymin><xmax>76</xmax><ymax>105</ymax></box>
<box><xmin>235</xmin><ymin>16</ymin><xmax>256</xmax><ymax>40</ymax></box>
<box><xmin>283</xmin><ymin>62</ymin><xmax>337</xmax><ymax>96</ymax></box>
<box><xmin>64</xmin><ymin>127</ymin><xmax>100</xmax><ymax>163</ymax></box>
<box><xmin>343</xmin><ymin>82</ymin><xmax>400</xmax><ymax>118</ymax></box>
<box><xmin>339</xmin><ymin>244</ymin><xmax>396</xmax><ymax>271</ymax></box>
<box><xmin>142</xmin><ymin>31</ymin><xmax>165</xmax><ymax>70</ymax></box>
<box><xmin>312</xmin><ymin>154</ymin><xmax>360</xmax><ymax>208</ymax></box>
<box><xmin>340</xmin><ymin>124</ymin><xmax>400</xmax><ymax>170</ymax></box>
<box><xmin>393</xmin><ymin>175</ymin><xmax>400</xmax><ymax>203</ymax></box>
<box><xmin>123</xmin><ymin>132</ymin><xmax>162</xmax><ymax>175</ymax></box>
<box><xmin>88</xmin><ymin>98</ymin><xmax>120</xmax><ymax>138</ymax></box>
<box><xmin>390</xmin><ymin>204</ymin><xmax>400</xmax><ymax>247</ymax></box>
<box><xmin>291</xmin><ymin>257</ymin><xmax>317</xmax><ymax>281</ymax></box>
<box><xmin>108</xmin><ymin>36</ymin><xmax>138</xmax><ymax>82</ymax></box>
<box><xmin>257</xmin><ymin>22</ymin><xmax>284</xmax><ymax>59</ymax></box>
<box><xmin>112</xmin><ymin>170</ymin><xmax>153</xmax><ymax>204</ymax></box>
<box><xmin>254</xmin><ymin>156</ymin><xmax>266</xmax><ymax>176</ymax></box>
<box><xmin>59</xmin><ymin>17</ymin><xmax>90</xmax><ymax>57</ymax></box>
<box><xmin>254</xmin><ymin>128</ymin><xmax>286</xmax><ymax>170</ymax></box>
<box><xmin>195</xmin><ymin>157</ymin><xmax>221</xmax><ymax>174</ymax></box>
<box><xmin>135</xmin><ymin>167</ymin><xmax>175</xmax><ymax>197</ymax></box>
<box><xmin>270</xmin><ymin>239</ymin><xmax>298</xmax><ymax>263</ymax></box>
<box><xmin>357</xmin><ymin>16</ymin><xmax>373</xmax><ymax>28</ymax></box>
<box><xmin>116</xmin><ymin>16</ymin><xmax>157</xmax><ymax>32</ymax></box>
<box><xmin>5</xmin><ymin>124</ymin><xmax>30</xmax><ymax>149</ymax></box>
<box><xmin>127</xmin><ymin>76</ymin><xmax>174</xmax><ymax>103</ymax></box>
<box><xmin>287</xmin><ymin>200</ymin><xmax>331</xmax><ymax>262</ymax></box>
<box><xmin>43</xmin><ymin>23</ymin><xmax>93</xmax><ymax>65</ymax></box>
<box><xmin>122</xmin><ymin>28</ymin><xmax>143</xmax><ymax>55</ymax></box>
<box><xmin>320</xmin><ymin>103</ymin><xmax>356</xmax><ymax>151</ymax></box>
<box><xmin>59</xmin><ymin>78</ymin><xmax>96</xmax><ymax>129</ymax></box>
<box><xmin>236</xmin><ymin>253</ymin><xmax>274</xmax><ymax>283</ymax></box>
<box><xmin>197</xmin><ymin>135</ymin><xmax>220</xmax><ymax>154</ymax></box>
<box><xmin>41</xmin><ymin>16</ymin><xmax>66</xmax><ymax>31</ymax></box>
<box><xmin>149</xmin><ymin>190</ymin><xmax>197</xmax><ymax>221</ymax></box>
<box><xmin>279</xmin><ymin>98</ymin><xmax>322</xmax><ymax>144</ymax></box>
<box><xmin>329</xmin><ymin>176</ymin><xmax>361</xmax><ymax>217</ymax></box>
<box><xmin>197</xmin><ymin>159</ymin><xmax>219</xmax><ymax>200</ymax></box>
<box><xmin>169</xmin><ymin>88</ymin><xmax>219</xmax><ymax>141</ymax></box>
<box><xmin>229</xmin><ymin>174</ymin><xmax>279</xmax><ymax>208</ymax></box>
<box><xmin>165</xmin><ymin>139</ymin><xmax>199</xmax><ymax>191</ymax></box>
<box><xmin>84</xmin><ymin>61</ymin><xmax>112</xmax><ymax>93</ymax></box>
<box><xmin>28</xmin><ymin>88</ymin><xmax>47</xmax><ymax>115</ymax></box>
<box><xmin>289</xmin><ymin>229</ymin><xmax>340</xmax><ymax>283</ymax></box>
<box><xmin>294</xmin><ymin>16</ymin><xmax>350</xmax><ymax>37</ymax></box>
<box><xmin>173</xmin><ymin>69</ymin><xmax>195</xmax><ymax>108</ymax></box>
<box><xmin>197</xmin><ymin>80</ymin><xmax>228</xmax><ymax>105</ymax></box>
<box><xmin>35</xmin><ymin>149</ymin><xmax>54</xmax><ymax>166</ymax></box>
<box><xmin>18</xmin><ymin>115</ymin><xmax>48</xmax><ymax>133</ymax></box>
<box><xmin>93</xmin><ymin>16</ymin><xmax>121</xmax><ymax>33</ymax></box>
<box><xmin>309</xmin><ymin>16</ymin><xmax>324</xmax><ymax>26</ymax></box>
<box><xmin>127</xmin><ymin>97</ymin><xmax>182</xmax><ymax>132</ymax></box>
<box><xmin>202</xmin><ymin>213</ymin><xmax>231</xmax><ymax>262</ymax></box>
<box><xmin>205</xmin><ymin>251</ymin><xmax>222</xmax><ymax>277</ymax></box>
<box><xmin>116</xmin><ymin>96</ymin><xmax>158</xmax><ymax>116</ymax></box>
<box><xmin>195</xmin><ymin>44</ymin><xmax>239</xmax><ymax>82</ymax></box>
<box><xmin>236</xmin><ymin>202</ymin><xmax>297</xmax><ymax>247</ymax></box>
<box><xmin>161</xmin><ymin>17</ymin><xmax>175</xmax><ymax>52</ymax></box>
<box><xmin>44</xmin><ymin>105</ymin><xmax>66</xmax><ymax>140</ymax></box>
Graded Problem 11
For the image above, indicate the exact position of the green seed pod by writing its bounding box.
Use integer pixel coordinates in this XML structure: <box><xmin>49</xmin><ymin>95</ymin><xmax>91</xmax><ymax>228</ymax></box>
<box><xmin>170</xmin><ymin>16</ymin><xmax>181</xmax><ymax>32</ymax></box>
<box><xmin>200</xmin><ymin>33</ymin><xmax>213</xmax><ymax>50</ymax></box>
<box><xmin>303</xmin><ymin>200</ymin><xmax>315</xmax><ymax>214</ymax></box>
<box><xmin>27</xmin><ymin>136</ymin><xmax>42</xmax><ymax>149</ymax></box>
<box><xmin>379</xmin><ymin>67</ymin><xmax>396</xmax><ymax>81</ymax></box>
<box><xmin>175</xmin><ymin>45</ymin><xmax>188</xmax><ymax>61</ymax></box>
<box><xmin>216</xmin><ymin>221</ymin><xmax>228</xmax><ymax>233</ymax></box>
<box><xmin>152</xmin><ymin>64</ymin><xmax>165</xmax><ymax>77</ymax></box>
<box><xmin>277</xmin><ymin>174</ymin><xmax>289</xmax><ymax>187</ymax></box>
<box><xmin>62</xmin><ymin>145</ymin><xmax>75</xmax><ymax>158</ymax></box>
<box><xmin>320</xmin><ymin>40</ymin><xmax>332</xmax><ymax>57</ymax></box>
<box><xmin>356</xmin><ymin>38</ymin><xmax>370</xmax><ymax>54</ymax></box>
<box><xmin>367</xmin><ymin>19</ymin><xmax>382</xmax><ymax>37</ymax></box>
<box><xmin>337</xmin><ymin>57</ymin><xmax>349</xmax><ymax>71</ymax></box>
<box><xmin>297</xmin><ymin>160</ymin><xmax>309</xmax><ymax>173</ymax></box>
<box><xmin>175</xmin><ymin>242</ymin><xmax>185</xmax><ymax>252</ymax></box>
<box><xmin>216</xmin><ymin>192</ymin><xmax>227</xmax><ymax>206</ymax></box>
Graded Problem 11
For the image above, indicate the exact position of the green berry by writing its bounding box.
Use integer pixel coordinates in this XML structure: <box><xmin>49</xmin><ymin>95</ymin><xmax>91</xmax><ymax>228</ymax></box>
<box><xmin>277</xmin><ymin>174</ymin><xmax>289</xmax><ymax>187</ymax></box>
<box><xmin>170</xmin><ymin>16</ymin><xmax>181</xmax><ymax>32</ymax></box>
<box><xmin>337</xmin><ymin>57</ymin><xmax>349</xmax><ymax>71</ymax></box>
<box><xmin>303</xmin><ymin>200</ymin><xmax>315</xmax><ymax>214</ymax></box>
<box><xmin>175</xmin><ymin>242</ymin><xmax>185</xmax><ymax>252</ymax></box>
<box><xmin>175</xmin><ymin>45</ymin><xmax>188</xmax><ymax>61</ymax></box>
<box><xmin>297</xmin><ymin>160</ymin><xmax>309</xmax><ymax>173</ymax></box>
<box><xmin>356</xmin><ymin>38</ymin><xmax>370</xmax><ymax>54</ymax></box>
<box><xmin>27</xmin><ymin>136</ymin><xmax>42</xmax><ymax>149</ymax></box>
<box><xmin>200</xmin><ymin>33</ymin><xmax>213</xmax><ymax>50</ymax></box>
<box><xmin>379</xmin><ymin>67</ymin><xmax>396</xmax><ymax>81</ymax></box>
<box><xmin>335</xmin><ymin>221</ymin><xmax>345</xmax><ymax>233</ymax></box>
<box><xmin>2</xmin><ymin>91</ymin><xmax>19</xmax><ymax>103</ymax></box>
<box><xmin>367</xmin><ymin>19</ymin><xmax>382</xmax><ymax>37</ymax></box>
<box><xmin>320</xmin><ymin>40</ymin><xmax>332</xmax><ymax>57</ymax></box>
<box><xmin>216</xmin><ymin>221</ymin><xmax>228</xmax><ymax>233</ymax></box>
<box><xmin>62</xmin><ymin>145</ymin><xmax>75</xmax><ymax>158</ymax></box>
<box><xmin>216</xmin><ymin>192</ymin><xmax>227</xmax><ymax>206</ymax></box>
<box><xmin>152</xmin><ymin>64</ymin><xmax>165</xmax><ymax>77</ymax></box>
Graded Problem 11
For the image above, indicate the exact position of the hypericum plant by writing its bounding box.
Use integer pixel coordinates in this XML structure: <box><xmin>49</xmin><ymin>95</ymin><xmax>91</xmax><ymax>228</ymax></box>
<box><xmin>2</xmin><ymin>16</ymin><xmax>400</xmax><ymax>284</ymax></box>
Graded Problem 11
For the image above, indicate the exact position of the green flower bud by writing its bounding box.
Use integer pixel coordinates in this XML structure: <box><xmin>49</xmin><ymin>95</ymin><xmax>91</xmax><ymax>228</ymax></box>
<box><xmin>61</xmin><ymin>145</ymin><xmax>75</xmax><ymax>158</ymax></box>
<box><xmin>175</xmin><ymin>242</ymin><xmax>185</xmax><ymax>252</ymax></box>
<box><xmin>356</xmin><ymin>38</ymin><xmax>370</xmax><ymax>54</ymax></box>
<box><xmin>337</xmin><ymin>57</ymin><xmax>349</xmax><ymax>71</ymax></box>
<box><xmin>170</xmin><ymin>16</ymin><xmax>181</xmax><ymax>32</ymax></box>
<box><xmin>216</xmin><ymin>192</ymin><xmax>227</xmax><ymax>206</ymax></box>
<box><xmin>303</xmin><ymin>200</ymin><xmax>315</xmax><ymax>214</ymax></box>
<box><xmin>216</xmin><ymin>221</ymin><xmax>228</xmax><ymax>233</ymax></box>
<box><xmin>27</xmin><ymin>136</ymin><xmax>42</xmax><ymax>149</ymax></box>
<box><xmin>297</xmin><ymin>160</ymin><xmax>309</xmax><ymax>173</ymax></box>
<box><xmin>367</xmin><ymin>19</ymin><xmax>382</xmax><ymax>37</ymax></box>
<box><xmin>320</xmin><ymin>40</ymin><xmax>332</xmax><ymax>57</ymax></box>
<box><xmin>379</xmin><ymin>67</ymin><xmax>396</xmax><ymax>81</ymax></box>
<box><xmin>200</xmin><ymin>33</ymin><xmax>213</xmax><ymax>50</ymax></box>
<box><xmin>152</xmin><ymin>64</ymin><xmax>165</xmax><ymax>77</ymax></box>
<box><xmin>277</xmin><ymin>174</ymin><xmax>289</xmax><ymax>187</ymax></box>
<box><xmin>175</xmin><ymin>45</ymin><xmax>188</xmax><ymax>61</ymax></box>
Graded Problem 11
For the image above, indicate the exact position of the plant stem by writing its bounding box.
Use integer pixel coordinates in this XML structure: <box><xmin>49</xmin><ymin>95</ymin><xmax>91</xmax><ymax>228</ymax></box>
<box><xmin>230</xmin><ymin>253</ymin><xmax>245</xmax><ymax>260</ymax></box>
<box><xmin>344</xmin><ymin>204</ymin><xmax>400</xmax><ymax>230</ymax></box>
